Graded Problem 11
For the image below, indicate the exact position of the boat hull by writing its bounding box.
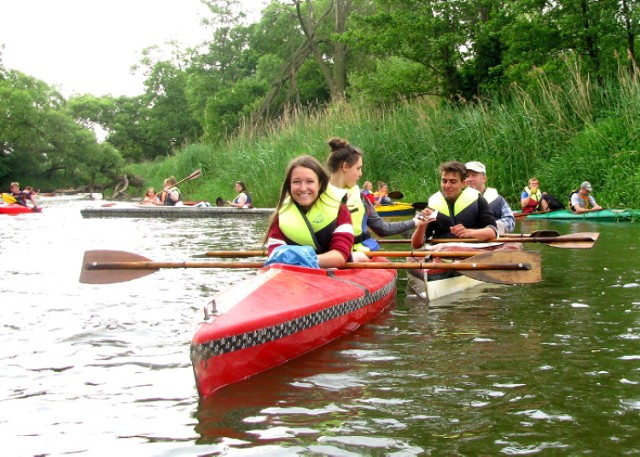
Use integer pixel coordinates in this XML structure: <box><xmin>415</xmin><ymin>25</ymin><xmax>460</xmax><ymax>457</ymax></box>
<box><xmin>407</xmin><ymin>242</ymin><xmax>524</xmax><ymax>301</ymax></box>
<box><xmin>80</xmin><ymin>206</ymin><xmax>274</xmax><ymax>219</ymax></box>
<box><xmin>0</xmin><ymin>204</ymin><xmax>40</xmax><ymax>215</ymax></box>
<box><xmin>375</xmin><ymin>202</ymin><xmax>414</xmax><ymax>217</ymax></box>
<box><xmin>190</xmin><ymin>263</ymin><xmax>397</xmax><ymax>397</ymax></box>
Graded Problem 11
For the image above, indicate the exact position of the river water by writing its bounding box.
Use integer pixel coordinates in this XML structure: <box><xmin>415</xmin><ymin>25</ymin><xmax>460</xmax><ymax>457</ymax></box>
<box><xmin>1</xmin><ymin>196</ymin><xmax>639</xmax><ymax>456</ymax></box>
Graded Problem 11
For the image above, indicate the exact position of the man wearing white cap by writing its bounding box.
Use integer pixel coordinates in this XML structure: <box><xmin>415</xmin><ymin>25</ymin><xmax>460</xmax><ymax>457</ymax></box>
<box><xmin>464</xmin><ymin>161</ymin><xmax>515</xmax><ymax>235</ymax></box>
<box><xmin>570</xmin><ymin>181</ymin><xmax>602</xmax><ymax>213</ymax></box>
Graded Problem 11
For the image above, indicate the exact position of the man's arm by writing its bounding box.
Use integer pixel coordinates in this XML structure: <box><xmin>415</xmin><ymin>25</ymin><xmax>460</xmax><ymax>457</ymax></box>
<box><xmin>497</xmin><ymin>197</ymin><xmax>515</xmax><ymax>234</ymax></box>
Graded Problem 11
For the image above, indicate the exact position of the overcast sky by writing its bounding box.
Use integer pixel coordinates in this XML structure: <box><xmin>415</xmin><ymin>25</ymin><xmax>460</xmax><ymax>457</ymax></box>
<box><xmin>0</xmin><ymin>0</ymin><xmax>266</xmax><ymax>98</ymax></box>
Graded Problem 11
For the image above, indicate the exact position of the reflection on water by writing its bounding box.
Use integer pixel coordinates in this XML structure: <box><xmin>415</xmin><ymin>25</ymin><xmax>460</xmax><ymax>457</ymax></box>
<box><xmin>1</xmin><ymin>198</ymin><xmax>639</xmax><ymax>455</ymax></box>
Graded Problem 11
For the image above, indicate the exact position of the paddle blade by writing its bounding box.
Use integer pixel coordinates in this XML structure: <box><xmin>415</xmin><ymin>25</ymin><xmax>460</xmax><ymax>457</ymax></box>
<box><xmin>186</xmin><ymin>168</ymin><xmax>203</xmax><ymax>181</ymax></box>
<box><xmin>543</xmin><ymin>232</ymin><xmax>600</xmax><ymax>249</ymax></box>
<box><xmin>503</xmin><ymin>230</ymin><xmax>561</xmax><ymax>238</ymax></box>
<box><xmin>412</xmin><ymin>202</ymin><xmax>428</xmax><ymax>210</ymax></box>
<box><xmin>387</xmin><ymin>191</ymin><xmax>404</xmax><ymax>199</ymax></box>
<box><xmin>458</xmin><ymin>251</ymin><xmax>541</xmax><ymax>284</ymax></box>
<box><xmin>80</xmin><ymin>250</ymin><xmax>158</xmax><ymax>284</ymax></box>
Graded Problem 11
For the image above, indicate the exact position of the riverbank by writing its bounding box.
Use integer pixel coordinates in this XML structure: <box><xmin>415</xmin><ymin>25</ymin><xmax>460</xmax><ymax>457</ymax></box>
<box><xmin>123</xmin><ymin>69</ymin><xmax>640</xmax><ymax>211</ymax></box>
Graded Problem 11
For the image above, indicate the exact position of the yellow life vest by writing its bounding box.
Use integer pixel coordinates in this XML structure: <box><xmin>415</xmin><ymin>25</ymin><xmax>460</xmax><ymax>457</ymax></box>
<box><xmin>342</xmin><ymin>185</ymin><xmax>373</xmax><ymax>252</ymax></box>
<box><xmin>524</xmin><ymin>186</ymin><xmax>542</xmax><ymax>203</ymax></box>
<box><xmin>278</xmin><ymin>186</ymin><xmax>345</xmax><ymax>251</ymax></box>
<box><xmin>428</xmin><ymin>187</ymin><xmax>480</xmax><ymax>217</ymax></box>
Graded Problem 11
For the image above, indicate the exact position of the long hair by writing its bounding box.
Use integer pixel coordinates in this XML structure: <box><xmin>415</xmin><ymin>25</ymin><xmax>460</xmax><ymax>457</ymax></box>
<box><xmin>325</xmin><ymin>137</ymin><xmax>363</xmax><ymax>173</ymax></box>
<box><xmin>235</xmin><ymin>181</ymin><xmax>248</xmax><ymax>193</ymax></box>
<box><xmin>264</xmin><ymin>155</ymin><xmax>329</xmax><ymax>242</ymax></box>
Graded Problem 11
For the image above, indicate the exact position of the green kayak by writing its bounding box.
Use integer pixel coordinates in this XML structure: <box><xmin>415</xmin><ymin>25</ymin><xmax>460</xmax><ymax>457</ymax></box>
<box><xmin>518</xmin><ymin>209</ymin><xmax>640</xmax><ymax>221</ymax></box>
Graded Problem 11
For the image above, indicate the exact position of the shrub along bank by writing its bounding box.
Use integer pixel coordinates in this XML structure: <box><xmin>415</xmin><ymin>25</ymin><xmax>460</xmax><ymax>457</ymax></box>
<box><xmin>128</xmin><ymin>67</ymin><xmax>640</xmax><ymax>211</ymax></box>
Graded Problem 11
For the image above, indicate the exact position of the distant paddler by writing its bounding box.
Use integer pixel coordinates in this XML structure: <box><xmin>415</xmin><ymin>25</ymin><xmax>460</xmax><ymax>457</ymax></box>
<box><xmin>464</xmin><ymin>161</ymin><xmax>515</xmax><ymax>235</ymax></box>
<box><xmin>4</xmin><ymin>182</ymin><xmax>41</xmax><ymax>210</ymax></box>
<box><xmin>158</xmin><ymin>176</ymin><xmax>183</xmax><ymax>206</ymax></box>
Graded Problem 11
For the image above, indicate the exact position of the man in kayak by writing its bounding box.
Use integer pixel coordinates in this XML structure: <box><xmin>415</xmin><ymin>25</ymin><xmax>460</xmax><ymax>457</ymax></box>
<box><xmin>464</xmin><ymin>161</ymin><xmax>515</xmax><ymax>235</ymax></box>
<box><xmin>570</xmin><ymin>181</ymin><xmax>603</xmax><ymax>213</ymax></box>
<box><xmin>411</xmin><ymin>161</ymin><xmax>498</xmax><ymax>248</ymax></box>
<box><xmin>520</xmin><ymin>177</ymin><xmax>550</xmax><ymax>213</ymax></box>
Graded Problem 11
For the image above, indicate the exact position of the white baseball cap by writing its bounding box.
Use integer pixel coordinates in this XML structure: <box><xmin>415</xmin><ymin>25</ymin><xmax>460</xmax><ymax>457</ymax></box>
<box><xmin>465</xmin><ymin>161</ymin><xmax>486</xmax><ymax>174</ymax></box>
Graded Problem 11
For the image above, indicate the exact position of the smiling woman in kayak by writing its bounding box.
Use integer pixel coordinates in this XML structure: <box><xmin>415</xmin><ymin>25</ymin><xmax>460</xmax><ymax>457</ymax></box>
<box><xmin>326</xmin><ymin>137</ymin><xmax>428</xmax><ymax>253</ymax></box>
<box><xmin>265</xmin><ymin>154</ymin><xmax>359</xmax><ymax>268</ymax></box>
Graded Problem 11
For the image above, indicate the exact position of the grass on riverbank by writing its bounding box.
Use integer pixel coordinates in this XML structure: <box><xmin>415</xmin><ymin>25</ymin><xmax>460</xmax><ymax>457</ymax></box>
<box><xmin>129</xmin><ymin>61</ymin><xmax>640</xmax><ymax>210</ymax></box>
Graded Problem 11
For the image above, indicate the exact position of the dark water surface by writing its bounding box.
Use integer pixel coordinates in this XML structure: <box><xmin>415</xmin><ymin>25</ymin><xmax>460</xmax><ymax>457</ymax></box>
<box><xmin>1</xmin><ymin>197</ymin><xmax>639</xmax><ymax>456</ymax></box>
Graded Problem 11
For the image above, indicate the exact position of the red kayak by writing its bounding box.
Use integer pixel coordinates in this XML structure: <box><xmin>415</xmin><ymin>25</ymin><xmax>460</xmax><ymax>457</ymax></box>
<box><xmin>0</xmin><ymin>204</ymin><xmax>41</xmax><ymax>215</ymax></box>
<box><xmin>190</xmin><ymin>262</ymin><xmax>397</xmax><ymax>397</ymax></box>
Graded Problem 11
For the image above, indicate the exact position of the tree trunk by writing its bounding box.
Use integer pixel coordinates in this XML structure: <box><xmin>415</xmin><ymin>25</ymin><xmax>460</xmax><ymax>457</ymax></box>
<box><xmin>333</xmin><ymin>0</ymin><xmax>351</xmax><ymax>101</ymax></box>
<box><xmin>295</xmin><ymin>0</ymin><xmax>339</xmax><ymax>100</ymax></box>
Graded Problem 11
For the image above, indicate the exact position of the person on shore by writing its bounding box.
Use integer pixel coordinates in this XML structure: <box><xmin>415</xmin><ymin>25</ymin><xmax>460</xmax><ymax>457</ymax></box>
<box><xmin>227</xmin><ymin>181</ymin><xmax>252</xmax><ymax>208</ymax></box>
<box><xmin>326</xmin><ymin>137</ymin><xmax>428</xmax><ymax>252</ymax></box>
<box><xmin>264</xmin><ymin>155</ymin><xmax>357</xmax><ymax>268</ymax></box>
<box><xmin>569</xmin><ymin>181</ymin><xmax>603</xmax><ymax>213</ymax></box>
<box><xmin>161</xmin><ymin>177</ymin><xmax>183</xmax><ymax>206</ymax></box>
<box><xmin>520</xmin><ymin>177</ymin><xmax>550</xmax><ymax>213</ymax></box>
<box><xmin>373</xmin><ymin>181</ymin><xmax>392</xmax><ymax>206</ymax></box>
<box><xmin>464</xmin><ymin>161</ymin><xmax>515</xmax><ymax>234</ymax></box>
<box><xmin>411</xmin><ymin>161</ymin><xmax>498</xmax><ymax>248</ymax></box>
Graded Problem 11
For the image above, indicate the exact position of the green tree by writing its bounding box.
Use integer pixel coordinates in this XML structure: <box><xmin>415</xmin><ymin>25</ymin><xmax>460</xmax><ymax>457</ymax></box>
<box><xmin>0</xmin><ymin>69</ymin><xmax>104</xmax><ymax>185</ymax></box>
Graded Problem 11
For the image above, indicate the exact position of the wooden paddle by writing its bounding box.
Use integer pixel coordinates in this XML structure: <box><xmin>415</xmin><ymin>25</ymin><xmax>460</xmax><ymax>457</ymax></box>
<box><xmin>194</xmin><ymin>250</ymin><xmax>486</xmax><ymax>259</ymax></box>
<box><xmin>378</xmin><ymin>232</ymin><xmax>600</xmax><ymax>249</ymax></box>
<box><xmin>502</xmin><ymin>230</ymin><xmax>560</xmax><ymax>238</ymax></box>
<box><xmin>79</xmin><ymin>250</ymin><xmax>540</xmax><ymax>285</ymax></box>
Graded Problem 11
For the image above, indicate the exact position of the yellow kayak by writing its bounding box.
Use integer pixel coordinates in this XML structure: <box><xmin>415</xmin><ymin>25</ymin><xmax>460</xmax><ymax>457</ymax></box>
<box><xmin>374</xmin><ymin>202</ymin><xmax>414</xmax><ymax>217</ymax></box>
